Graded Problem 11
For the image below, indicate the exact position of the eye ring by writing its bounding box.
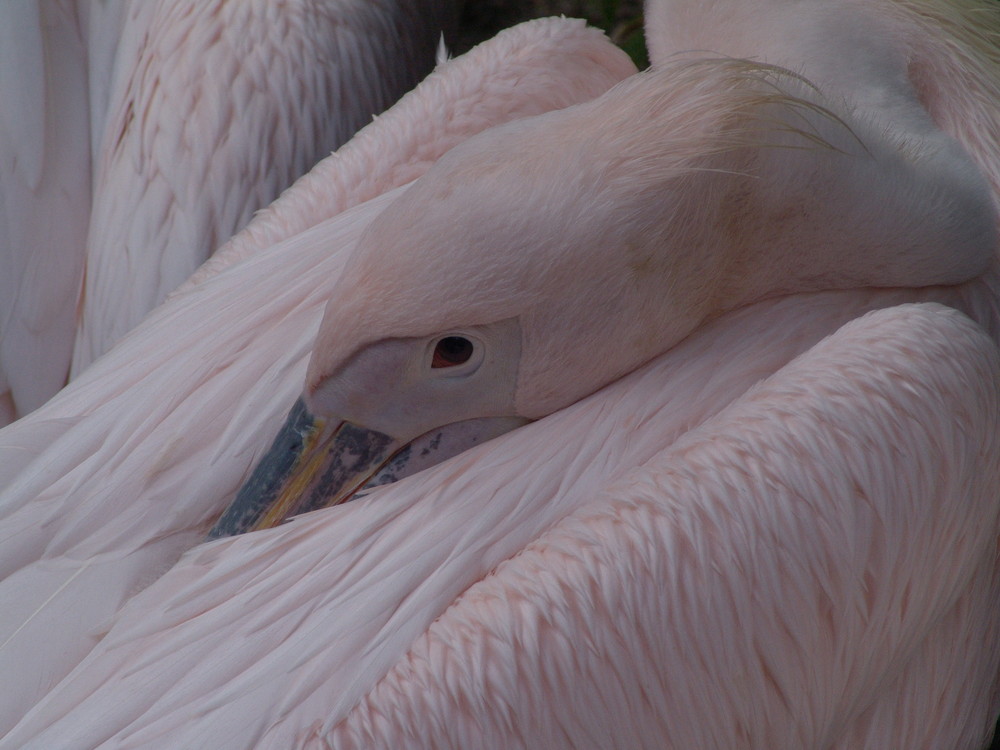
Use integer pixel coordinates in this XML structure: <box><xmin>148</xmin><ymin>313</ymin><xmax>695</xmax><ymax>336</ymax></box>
<box><xmin>431</xmin><ymin>336</ymin><xmax>474</xmax><ymax>368</ymax></box>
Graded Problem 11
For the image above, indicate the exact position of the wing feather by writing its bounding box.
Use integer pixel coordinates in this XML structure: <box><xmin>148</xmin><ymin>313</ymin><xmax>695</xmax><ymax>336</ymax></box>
<box><xmin>0</xmin><ymin>1</ymin><xmax>90</xmax><ymax>421</ymax></box>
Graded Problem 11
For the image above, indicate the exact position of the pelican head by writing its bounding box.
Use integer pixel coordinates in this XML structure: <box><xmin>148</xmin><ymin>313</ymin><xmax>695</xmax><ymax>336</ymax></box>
<box><xmin>210</xmin><ymin>59</ymin><xmax>995</xmax><ymax>537</ymax></box>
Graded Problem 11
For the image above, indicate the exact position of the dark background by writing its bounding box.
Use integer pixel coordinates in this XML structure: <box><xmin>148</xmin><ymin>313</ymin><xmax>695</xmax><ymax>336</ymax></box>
<box><xmin>455</xmin><ymin>0</ymin><xmax>647</xmax><ymax>65</ymax></box>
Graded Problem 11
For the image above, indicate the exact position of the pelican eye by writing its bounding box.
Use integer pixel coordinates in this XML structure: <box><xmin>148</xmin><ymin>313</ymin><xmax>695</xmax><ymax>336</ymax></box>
<box><xmin>432</xmin><ymin>336</ymin><xmax>474</xmax><ymax>368</ymax></box>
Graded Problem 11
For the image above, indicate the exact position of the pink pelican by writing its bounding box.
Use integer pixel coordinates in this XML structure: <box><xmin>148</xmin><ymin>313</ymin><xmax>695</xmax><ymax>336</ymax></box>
<box><xmin>2</xmin><ymin>2</ymin><xmax>1000</xmax><ymax>748</ymax></box>
<box><xmin>0</xmin><ymin>0</ymin><xmax>457</xmax><ymax>426</ymax></box>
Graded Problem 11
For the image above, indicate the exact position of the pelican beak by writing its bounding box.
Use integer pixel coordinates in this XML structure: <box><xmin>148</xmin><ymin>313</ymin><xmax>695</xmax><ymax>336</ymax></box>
<box><xmin>208</xmin><ymin>398</ymin><xmax>400</xmax><ymax>538</ymax></box>
<box><xmin>209</xmin><ymin>398</ymin><xmax>527</xmax><ymax>538</ymax></box>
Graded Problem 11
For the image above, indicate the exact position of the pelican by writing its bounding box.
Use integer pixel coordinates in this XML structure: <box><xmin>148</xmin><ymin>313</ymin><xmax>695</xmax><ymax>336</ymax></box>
<box><xmin>0</xmin><ymin>0</ymin><xmax>457</xmax><ymax>426</ymax></box>
<box><xmin>0</xmin><ymin>18</ymin><xmax>637</xmax><ymax>743</ymax></box>
<box><xmin>2</xmin><ymin>2</ymin><xmax>1000</xmax><ymax>748</ymax></box>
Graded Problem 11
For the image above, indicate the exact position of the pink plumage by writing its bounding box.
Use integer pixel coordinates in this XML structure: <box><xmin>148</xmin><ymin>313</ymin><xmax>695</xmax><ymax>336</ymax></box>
<box><xmin>1</xmin><ymin>1</ymin><xmax>999</xmax><ymax>748</ymax></box>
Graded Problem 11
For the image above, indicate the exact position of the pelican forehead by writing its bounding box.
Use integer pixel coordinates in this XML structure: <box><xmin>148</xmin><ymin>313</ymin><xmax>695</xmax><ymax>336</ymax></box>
<box><xmin>306</xmin><ymin>116</ymin><xmax>592</xmax><ymax>388</ymax></box>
